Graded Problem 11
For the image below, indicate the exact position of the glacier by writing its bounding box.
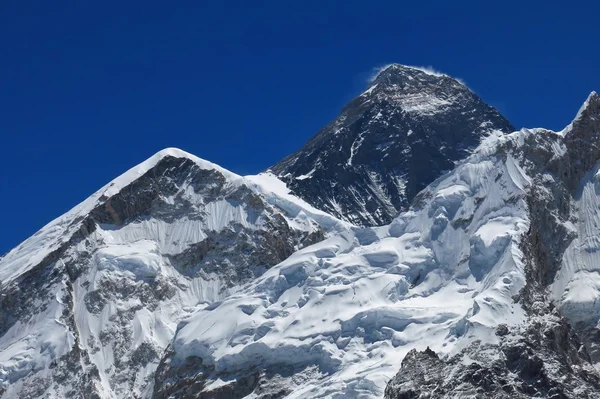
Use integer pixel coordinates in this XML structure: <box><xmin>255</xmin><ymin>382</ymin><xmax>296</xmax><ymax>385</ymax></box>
<box><xmin>156</xmin><ymin>130</ymin><xmax>532</xmax><ymax>398</ymax></box>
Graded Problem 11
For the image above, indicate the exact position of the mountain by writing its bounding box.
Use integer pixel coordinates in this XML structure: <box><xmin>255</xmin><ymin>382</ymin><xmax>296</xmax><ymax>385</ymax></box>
<box><xmin>383</xmin><ymin>91</ymin><xmax>600</xmax><ymax>398</ymax></box>
<box><xmin>2</xmin><ymin>73</ymin><xmax>600</xmax><ymax>398</ymax></box>
<box><xmin>270</xmin><ymin>64</ymin><xmax>514</xmax><ymax>226</ymax></box>
<box><xmin>0</xmin><ymin>148</ymin><xmax>347</xmax><ymax>399</ymax></box>
<box><xmin>152</xmin><ymin>92</ymin><xmax>600</xmax><ymax>398</ymax></box>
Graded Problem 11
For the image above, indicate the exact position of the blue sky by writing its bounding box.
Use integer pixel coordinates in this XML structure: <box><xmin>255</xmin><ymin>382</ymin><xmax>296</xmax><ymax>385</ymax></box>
<box><xmin>1</xmin><ymin>0</ymin><xmax>599</xmax><ymax>255</ymax></box>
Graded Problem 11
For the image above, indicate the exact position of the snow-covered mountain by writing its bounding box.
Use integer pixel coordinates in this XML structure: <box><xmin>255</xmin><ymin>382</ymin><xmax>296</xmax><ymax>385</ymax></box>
<box><xmin>0</xmin><ymin>148</ymin><xmax>348</xmax><ymax>398</ymax></box>
<box><xmin>152</xmin><ymin>93</ymin><xmax>600</xmax><ymax>398</ymax></box>
<box><xmin>2</xmin><ymin>71</ymin><xmax>600</xmax><ymax>398</ymax></box>
<box><xmin>270</xmin><ymin>64</ymin><xmax>514</xmax><ymax>226</ymax></box>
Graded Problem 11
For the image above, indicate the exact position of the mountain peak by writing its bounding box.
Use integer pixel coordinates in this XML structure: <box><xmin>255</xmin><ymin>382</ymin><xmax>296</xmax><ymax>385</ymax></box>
<box><xmin>101</xmin><ymin>147</ymin><xmax>240</xmax><ymax>198</ymax></box>
<box><xmin>574</xmin><ymin>90</ymin><xmax>600</xmax><ymax>121</ymax></box>
<box><xmin>369</xmin><ymin>64</ymin><xmax>460</xmax><ymax>89</ymax></box>
<box><xmin>271</xmin><ymin>65</ymin><xmax>514</xmax><ymax>226</ymax></box>
<box><xmin>362</xmin><ymin>64</ymin><xmax>469</xmax><ymax>105</ymax></box>
<box><xmin>374</xmin><ymin>63</ymin><xmax>447</xmax><ymax>79</ymax></box>
<box><xmin>149</xmin><ymin>147</ymin><xmax>230</xmax><ymax>174</ymax></box>
<box><xmin>153</xmin><ymin>146</ymin><xmax>194</xmax><ymax>159</ymax></box>
<box><xmin>563</xmin><ymin>90</ymin><xmax>600</xmax><ymax>137</ymax></box>
<box><xmin>0</xmin><ymin>142</ymin><xmax>334</xmax><ymax>398</ymax></box>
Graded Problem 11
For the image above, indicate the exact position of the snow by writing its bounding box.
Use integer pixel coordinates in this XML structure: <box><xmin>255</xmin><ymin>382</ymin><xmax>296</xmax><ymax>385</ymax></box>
<box><xmin>361</xmin><ymin>83</ymin><xmax>378</xmax><ymax>96</ymax></box>
<box><xmin>169</xmin><ymin>131</ymin><xmax>533</xmax><ymax>397</ymax></box>
<box><xmin>0</xmin><ymin>278</ymin><xmax>76</xmax><ymax>396</ymax></box>
<box><xmin>295</xmin><ymin>168</ymin><xmax>316</xmax><ymax>180</ymax></box>
<box><xmin>3</xmin><ymin>130</ymin><xmax>536</xmax><ymax>397</ymax></box>
<box><xmin>397</xmin><ymin>92</ymin><xmax>452</xmax><ymax>115</ymax></box>
<box><xmin>472</xmin><ymin>217</ymin><xmax>522</xmax><ymax>247</ymax></box>
<box><xmin>0</xmin><ymin>148</ymin><xmax>349</xmax><ymax>397</ymax></box>
<box><xmin>505</xmin><ymin>153</ymin><xmax>531</xmax><ymax>191</ymax></box>
<box><xmin>70</xmin><ymin>230</ymin><xmax>226</xmax><ymax>396</ymax></box>
<box><xmin>103</xmin><ymin>148</ymin><xmax>241</xmax><ymax>198</ymax></box>
<box><xmin>573</xmin><ymin>91</ymin><xmax>598</xmax><ymax>124</ymax></box>
<box><xmin>95</xmin><ymin>240</ymin><xmax>162</xmax><ymax>278</ymax></box>
<box><xmin>347</xmin><ymin>133</ymin><xmax>366</xmax><ymax>166</ymax></box>
<box><xmin>0</xmin><ymin>148</ymin><xmax>341</xmax><ymax>284</ymax></box>
<box><xmin>553</xmin><ymin>161</ymin><xmax>600</xmax><ymax>324</ymax></box>
<box><xmin>246</xmin><ymin>172</ymin><xmax>351</xmax><ymax>234</ymax></box>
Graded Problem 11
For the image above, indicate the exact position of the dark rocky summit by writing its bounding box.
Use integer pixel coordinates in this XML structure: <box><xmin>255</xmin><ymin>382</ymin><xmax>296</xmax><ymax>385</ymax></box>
<box><xmin>271</xmin><ymin>64</ymin><xmax>514</xmax><ymax>226</ymax></box>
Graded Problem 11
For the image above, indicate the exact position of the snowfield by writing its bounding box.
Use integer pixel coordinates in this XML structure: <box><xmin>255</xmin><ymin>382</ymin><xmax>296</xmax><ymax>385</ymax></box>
<box><xmin>166</xmin><ymin>130</ymin><xmax>533</xmax><ymax>397</ymax></box>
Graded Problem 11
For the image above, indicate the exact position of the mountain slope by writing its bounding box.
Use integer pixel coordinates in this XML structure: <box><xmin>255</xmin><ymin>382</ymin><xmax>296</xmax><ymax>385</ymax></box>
<box><xmin>152</xmin><ymin>129</ymin><xmax>531</xmax><ymax>398</ymax></box>
<box><xmin>271</xmin><ymin>64</ymin><xmax>514</xmax><ymax>226</ymax></box>
<box><xmin>0</xmin><ymin>149</ymin><xmax>347</xmax><ymax>399</ymax></box>
<box><xmin>384</xmin><ymin>92</ymin><xmax>600</xmax><ymax>398</ymax></box>
<box><xmin>153</xmin><ymin>93</ymin><xmax>600</xmax><ymax>399</ymax></box>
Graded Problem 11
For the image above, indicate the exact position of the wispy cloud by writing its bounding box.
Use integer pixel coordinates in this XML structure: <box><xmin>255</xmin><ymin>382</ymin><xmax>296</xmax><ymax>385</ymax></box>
<box><xmin>367</xmin><ymin>64</ymin><xmax>394</xmax><ymax>83</ymax></box>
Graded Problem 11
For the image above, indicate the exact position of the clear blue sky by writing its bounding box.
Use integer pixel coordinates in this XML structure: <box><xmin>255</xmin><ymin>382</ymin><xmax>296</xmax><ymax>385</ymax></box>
<box><xmin>1</xmin><ymin>0</ymin><xmax>599</xmax><ymax>255</ymax></box>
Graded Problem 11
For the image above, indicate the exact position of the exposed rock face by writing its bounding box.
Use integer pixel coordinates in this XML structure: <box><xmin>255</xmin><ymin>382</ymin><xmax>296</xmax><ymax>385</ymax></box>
<box><xmin>271</xmin><ymin>64</ymin><xmax>514</xmax><ymax>226</ymax></box>
<box><xmin>151</xmin><ymin>346</ymin><xmax>316</xmax><ymax>399</ymax></box>
<box><xmin>385</xmin><ymin>314</ymin><xmax>600</xmax><ymax>399</ymax></box>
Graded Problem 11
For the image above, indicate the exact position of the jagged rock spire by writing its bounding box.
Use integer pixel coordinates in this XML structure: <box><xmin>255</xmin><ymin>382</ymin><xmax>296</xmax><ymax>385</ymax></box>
<box><xmin>568</xmin><ymin>91</ymin><xmax>600</xmax><ymax>133</ymax></box>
